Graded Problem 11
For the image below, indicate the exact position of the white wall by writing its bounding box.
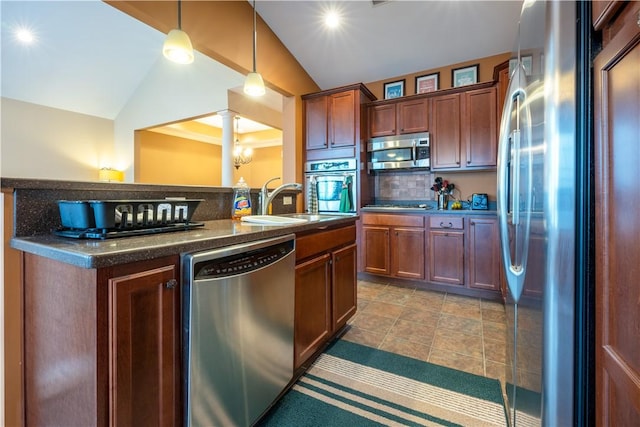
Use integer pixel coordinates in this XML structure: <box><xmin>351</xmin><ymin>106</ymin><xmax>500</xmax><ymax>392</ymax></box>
<box><xmin>114</xmin><ymin>53</ymin><xmax>245</xmax><ymax>182</ymax></box>
<box><xmin>1</xmin><ymin>98</ymin><xmax>115</xmax><ymax>181</ymax></box>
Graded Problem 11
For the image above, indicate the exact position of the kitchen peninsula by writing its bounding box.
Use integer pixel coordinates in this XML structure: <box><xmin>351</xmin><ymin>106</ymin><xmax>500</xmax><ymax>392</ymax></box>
<box><xmin>4</xmin><ymin>178</ymin><xmax>357</xmax><ymax>426</ymax></box>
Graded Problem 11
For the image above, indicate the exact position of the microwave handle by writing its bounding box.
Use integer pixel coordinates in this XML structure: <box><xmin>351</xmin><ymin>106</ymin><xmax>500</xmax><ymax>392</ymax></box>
<box><xmin>412</xmin><ymin>139</ymin><xmax>417</xmax><ymax>167</ymax></box>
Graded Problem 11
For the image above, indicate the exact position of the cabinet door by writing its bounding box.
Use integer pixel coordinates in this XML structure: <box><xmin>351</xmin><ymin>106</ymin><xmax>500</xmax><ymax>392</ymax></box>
<box><xmin>429</xmin><ymin>230</ymin><xmax>464</xmax><ymax>285</ymax></box>
<box><xmin>391</xmin><ymin>227</ymin><xmax>425</xmax><ymax>280</ymax></box>
<box><xmin>369</xmin><ymin>104</ymin><xmax>397</xmax><ymax>137</ymax></box>
<box><xmin>294</xmin><ymin>254</ymin><xmax>331</xmax><ymax>369</ymax></box>
<box><xmin>466</xmin><ymin>217</ymin><xmax>499</xmax><ymax>291</ymax></box>
<box><xmin>305</xmin><ymin>96</ymin><xmax>328</xmax><ymax>150</ymax></box>
<box><xmin>329</xmin><ymin>91</ymin><xmax>356</xmax><ymax>147</ymax></box>
<box><xmin>332</xmin><ymin>243</ymin><xmax>357</xmax><ymax>330</ymax></box>
<box><xmin>362</xmin><ymin>226</ymin><xmax>390</xmax><ymax>275</ymax></box>
<box><xmin>431</xmin><ymin>93</ymin><xmax>461</xmax><ymax>169</ymax></box>
<box><xmin>594</xmin><ymin>5</ymin><xmax>640</xmax><ymax>423</ymax></box>
<box><xmin>463</xmin><ymin>87</ymin><xmax>497</xmax><ymax>168</ymax></box>
<box><xmin>109</xmin><ymin>263</ymin><xmax>179</xmax><ymax>427</ymax></box>
<box><xmin>397</xmin><ymin>98</ymin><xmax>429</xmax><ymax>134</ymax></box>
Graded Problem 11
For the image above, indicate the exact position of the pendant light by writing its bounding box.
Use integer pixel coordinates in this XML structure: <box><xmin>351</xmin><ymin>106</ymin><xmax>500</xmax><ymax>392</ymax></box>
<box><xmin>243</xmin><ymin>0</ymin><xmax>266</xmax><ymax>96</ymax></box>
<box><xmin>163</xmin><ymin>0</ymin><xmax>194</xmax><ymax>64</ymax></box>
<box><xmin>233</xmin><ymin>116</ymin><xmax>253</xmax><ymax>169</ymax></box>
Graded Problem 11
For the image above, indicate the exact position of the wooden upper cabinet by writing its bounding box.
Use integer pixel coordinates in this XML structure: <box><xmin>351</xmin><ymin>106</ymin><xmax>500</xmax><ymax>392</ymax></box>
<box><xmin>397</xmin><ymin>98</ymin><xmax>429</xmax><ymax>134</ymax></box>
<box><xmin>305</xmin><ymin>96</ymin><xmax>329</xmax><ymax>150</ymax></box>
<box><xmin>329</xmin><ymin>91</ymin><xmax>356</xmax><ymax>148</ymax></box>
<box><xmin>431</xmin><ymin>87</ymin><xmax>497</xmax><ymax>170</ymax></box>
<box><xmin>463</xmin><ymin>86</ymin><xmax>498</xmax><ymax>168</ymax></box>
<box><xmin>369</xmin><ymin>97</ymin><xmax>429</xmax><ymax>138</ymax></box>
<box><xmin>303</xmin><ymin>84</ymin><xmax>375</xmax><ymax>161</ymax></box>
<box><xmin>430</xmin><ymin>93</ymin><xmax>462</xmax><ymax>169</ymax></box>
<box><xmin>369</xmin><ymin>103</ymin><xmax>397</xmax><ymax>137</ymax></box>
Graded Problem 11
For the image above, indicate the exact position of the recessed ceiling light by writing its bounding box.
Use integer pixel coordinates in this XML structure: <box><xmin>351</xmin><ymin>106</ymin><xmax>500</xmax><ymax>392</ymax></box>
<box><xmin>15</xmin><ymin>27</ymin><xmax>36</xmax><ymax>44</ymax></box>
<box><xmin>324</xmin><ymin>10</ymin><xmax>341</xmax><ymax>28</ymax></box>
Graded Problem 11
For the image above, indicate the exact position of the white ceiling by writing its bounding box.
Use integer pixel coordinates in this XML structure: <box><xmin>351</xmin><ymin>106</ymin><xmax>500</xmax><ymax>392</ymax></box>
<box><xmin>256</xmin><ymin>0</ymin><xmax>523</xmax><ymax>90</ymax></box>
<box><xmin>1</xmin><ymin>0</ymin><xmax>523</xmax><ymax>125</ymax></box>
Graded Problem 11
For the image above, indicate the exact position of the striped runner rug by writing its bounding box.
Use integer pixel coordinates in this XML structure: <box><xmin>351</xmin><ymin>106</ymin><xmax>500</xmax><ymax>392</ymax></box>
<box><xmin>257</xmin><ymin>340</ymin><xmax>507</xmax><ymax>427</ymax></box>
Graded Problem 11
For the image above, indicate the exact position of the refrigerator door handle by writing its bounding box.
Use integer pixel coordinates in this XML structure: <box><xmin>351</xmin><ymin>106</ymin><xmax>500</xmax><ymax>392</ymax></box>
<box><xmin>497</xmin><ymin>66</ymin><xmax>531</xmax><ymax>303</ymax></box>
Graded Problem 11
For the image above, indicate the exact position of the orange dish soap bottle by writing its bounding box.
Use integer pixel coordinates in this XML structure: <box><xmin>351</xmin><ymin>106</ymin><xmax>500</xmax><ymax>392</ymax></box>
<box><xmin>232</xmin><ymin>177</ymin><xmax>252</xmax><ymax>220</ymax></box>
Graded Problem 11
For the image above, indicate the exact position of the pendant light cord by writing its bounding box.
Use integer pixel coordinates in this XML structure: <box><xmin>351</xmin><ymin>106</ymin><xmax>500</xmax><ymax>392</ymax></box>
<box><xmin>178</xmin><ymin>0</ymin><xmax>183</xmax><ymax>30</ymax></box>
<box><xmin>252</xmin><ymin>0</ymin><xmax>257</xmax><ymax>73</ymax></box>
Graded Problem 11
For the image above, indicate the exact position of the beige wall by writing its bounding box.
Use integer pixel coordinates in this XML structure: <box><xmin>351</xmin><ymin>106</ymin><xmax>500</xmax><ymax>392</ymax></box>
<box><xmin>136</xmin><ymin>130</ymin><xmax>222</xmax><ymax>186</ymax></box>
<box><xmin>366</xmin><ymin>52</ymin><xmax>511</xmax><ymax>100</ymax></box>
<box><xmin>136</xmin><ymin>130</ymin><xmax>283</xmax><ymax>189</ymax></box>
<box><xmin>232</xmin><ymin>145</ymin><xmax>283</xmax><ymax>189</ymax></box>
<box><xmin>0</xmin><ymin>98</ymin><xmax>116</xmax><ymax>180</ymax></box>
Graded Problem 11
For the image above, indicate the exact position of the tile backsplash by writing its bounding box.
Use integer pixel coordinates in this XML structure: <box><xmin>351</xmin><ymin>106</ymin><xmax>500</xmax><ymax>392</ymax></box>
<box><xmin>374</xmin><ymin>170</ymin><xmax>497</xmax><ymax>203</ymax></box>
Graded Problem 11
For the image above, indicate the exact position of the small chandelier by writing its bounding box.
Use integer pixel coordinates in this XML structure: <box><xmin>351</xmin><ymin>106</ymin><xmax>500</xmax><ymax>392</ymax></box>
<box><xmin>243</xmin><ymin>0</ymin><xmax>265</xmax><ymax>96</ymax></box>
<box><xmin>233</xmin><ymin>116</ymin><xmax>253</xmax><ymax>169</ymax></box>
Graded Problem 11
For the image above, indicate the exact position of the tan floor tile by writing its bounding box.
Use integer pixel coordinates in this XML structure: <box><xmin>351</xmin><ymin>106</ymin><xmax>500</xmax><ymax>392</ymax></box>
<box><xmin>357</xmin><ymin>280</ymin><xmax>388</xmax><ymax>290</ymax></box>
<box><xmin>438</xmin><ymin>313</ymin><xmax>483</xmax><ymax>336</ymax></box>
<box><xmin>485</xmin><ymin>360</ymin><xmax>508</xmax><ymax>384</ymax></box>
<box><xmin>358</xmin><ymin>286</ymin><xmax>387</xmax><ymax>301</ymax></box>
<box><xmin>350</xmin><ymin>312</ymin><xmax>397</xmax><ymax>334</ymax></box>
<box><xmin>444</xmin><ymin>293</ymin><xmax>481</xmax><ymax>307</ymax></box>
<box><xmin>481</xmin><ymin>298</ymin><xmax>505</xmax><ymax>312</ymax></box>
<box><xmin>404</xmin><ymin>294</ymin><xmax>444</xmax><ymax>312</ymax></box>
<box><xmin>387</xmin><ymin>319</ymin><xmax>435</xmax><ymax>346</ymax></box>
<box><xmin>428</xmin><ymin>348</ymin><xmax>485</xmax><ymax>376</ymax></box>
<box><xmin>357</xmin><ymin>299</ymin><xmax>370</xmax><ymax>311</ymax></box>
<box><xmin>441</xmin><ymin>300</ymin><xmax>482</xmax><ymax>320</ymax></box>
<box><xmin>374</xmin><ymin>291</ymin><xmax>413</xmax><ymax>306</ymax></box>
<box><xmin>484</xmin><ymin>338</ymin><xmax>509</xmax><ymax>364</ymax></box>
<box><xmin>483</xmin><ymin>320</ymin><xmax>508</xmax><ymax>342</ymax></box>
<box><xmin>383</xmin><ymin>283</ymin><xmax>416</xmax><ymax>295</ymax></box>
<box><xmin>341</xmin><ymin>326</ymin><xmax>386</xmax><ymax>349</ymax></box>
<box><xmin>361</xmin><ymin>300</ymin><xmax>404</xmax><ymax>319</ymax></box>
<box><xmin>482</xmin><ymin>307</ymin><xmax>507</xmax><ymax>323</ymax></box>
<box><xmin>432</xmin><ymin>328</ymin><xmax>484</xmax><ymax>359</ymax></box>
<box><xmin>379</xmin><ymin>336</ymin><xmax>430</xmax><ymax>362</ymax></box>
<box><xmin>398</xmin><ymin>306</ymin><xmax>441</xmax><ymax>325</ymax></box>
<box><xmin>518</xmin><ymin>369</ymin><xmax>542</xmax><ymax>393</ymax></box>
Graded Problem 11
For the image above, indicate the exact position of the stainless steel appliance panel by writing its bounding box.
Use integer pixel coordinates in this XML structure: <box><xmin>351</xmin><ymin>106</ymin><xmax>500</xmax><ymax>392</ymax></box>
<box><xmin>182</xmin><ymin>235</ymin><xmax>296</xmax><ymax>427</ymax></box>
<box><xmin>497</xmin><ymin>1</ymin><xmax>583</xmax><ymax>426</ymax></box>
<box><xmin>367</xmin><ymin>132</ymin><xmax>430</xmax><ymax>171</ymax></box>
<box><xmin>305</xmin><ymin>158</ymin><xmax>357</xmax><ymax>214</ymax></box>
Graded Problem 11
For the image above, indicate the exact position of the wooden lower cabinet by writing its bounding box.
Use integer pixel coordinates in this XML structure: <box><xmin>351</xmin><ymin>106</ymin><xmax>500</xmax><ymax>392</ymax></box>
<box><xmin>428</xmin><ymin>215</ymin><xmax>465</xmax><ymax>286</ymax></box>
<box><xmin>23</xmin><ymin>254</ymin><xmax>180</xmax><ymax>427</ymax></box>
<box><xmin>294</xmin><ymin>224</ymin><xmax>357</xmax><ymax>369</ymax></box>
<box><xmin>294</xmin><ymin>254</ymin><xmax>332</xmax><ymax>369</ymax></box>
<box><xmin>361</xmin><ymin>213</ymin><xmax>425</xmax><ymax>280</ymax></box>
<box><xmin>361</xmin><ymin>212</ymin><xmax>501</xmax><ymax>298</ymax></box>
<box><xmin>466</xmin><ymin>217</ymin><xmax>500</xmax><ymax>292</ymax></box>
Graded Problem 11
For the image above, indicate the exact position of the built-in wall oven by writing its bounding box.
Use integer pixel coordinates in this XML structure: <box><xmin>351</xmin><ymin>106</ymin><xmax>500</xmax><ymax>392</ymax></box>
<box><xmin>304</xmin><ymin>158</ymin><xmax>357</xmax><ymax>214</ymax></box>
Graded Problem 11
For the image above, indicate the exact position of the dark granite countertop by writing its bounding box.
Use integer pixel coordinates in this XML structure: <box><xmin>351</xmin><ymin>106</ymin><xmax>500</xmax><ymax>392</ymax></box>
<box><xmin>360</xmin><ymin>206</ymin><xmax>497</xmax><ymax>215</ymax></box>
<box><xmin>11</xmin><ymin>215</ymin><xmax>358</xmax><ymax>269</ymax></box>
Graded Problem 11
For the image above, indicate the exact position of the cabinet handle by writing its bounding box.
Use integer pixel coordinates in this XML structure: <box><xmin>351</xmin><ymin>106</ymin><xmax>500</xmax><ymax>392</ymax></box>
<box><xmin>166</xmin><ymin>279</ymin><xmax>177</xmax><ymax>289</ymax></box>
<box><xmin>440</xmin><ymin>222</ymin><xmax>453</xmax><ymax>228</ymax></box>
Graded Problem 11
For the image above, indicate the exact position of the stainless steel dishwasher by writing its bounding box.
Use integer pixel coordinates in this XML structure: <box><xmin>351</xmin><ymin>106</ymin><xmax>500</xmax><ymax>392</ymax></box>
<box><xmin>182</xmin><ymin>234</ymin><xmax>296</xmax><ymax>427</ymax></box>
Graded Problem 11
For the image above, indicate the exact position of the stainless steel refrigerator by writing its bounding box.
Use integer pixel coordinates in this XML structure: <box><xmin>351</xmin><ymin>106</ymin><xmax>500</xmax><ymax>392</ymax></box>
<box><xmin>497</xmin><ymin>1</ymin><xmax>593</xmax><ymax>426</ymax></box>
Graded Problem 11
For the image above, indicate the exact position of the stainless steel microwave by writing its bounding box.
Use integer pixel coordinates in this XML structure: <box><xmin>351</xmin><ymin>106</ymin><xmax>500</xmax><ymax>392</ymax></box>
<box><xmin>367</xmin><ymin>132</ymin><xmax>430</xmax><ymax>172</ymax></box>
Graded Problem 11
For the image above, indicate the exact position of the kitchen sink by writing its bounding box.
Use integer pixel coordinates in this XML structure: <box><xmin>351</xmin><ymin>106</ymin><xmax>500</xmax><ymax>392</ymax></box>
<box><xmin>240</xmin><ymin>215</ymin><xmax>309</xmax><ymax>225</ymax></box>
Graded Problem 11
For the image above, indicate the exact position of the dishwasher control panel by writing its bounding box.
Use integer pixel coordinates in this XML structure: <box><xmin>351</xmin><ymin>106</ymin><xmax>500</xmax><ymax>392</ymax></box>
<box><xmin>194</xmin><ymin>239</ymin><xmax>294</xmax><ymax>279</ymax></box>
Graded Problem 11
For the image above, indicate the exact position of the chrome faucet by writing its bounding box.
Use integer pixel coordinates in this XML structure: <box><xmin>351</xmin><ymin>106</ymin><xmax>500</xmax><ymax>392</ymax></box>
<box><xmin>259</xmin><ymin>177</ymin><xmax>303</xmax><ymax>215</ymax></box>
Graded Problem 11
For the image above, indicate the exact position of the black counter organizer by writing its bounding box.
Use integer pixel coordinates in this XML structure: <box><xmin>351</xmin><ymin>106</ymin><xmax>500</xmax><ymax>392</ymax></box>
<box><xmin>55</xmin><ymin>199</ymin><xmax>205</xmax><ymax>239</ymax></box>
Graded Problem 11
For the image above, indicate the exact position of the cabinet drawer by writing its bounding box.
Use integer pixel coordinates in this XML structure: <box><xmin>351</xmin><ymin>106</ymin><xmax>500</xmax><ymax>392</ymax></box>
<box><xmin>429</xmin><ymin>216</ymin><xmax>464</xmax><ymax>230</ymax></box>
<box><xmin>296</xmin><ymin>225</ymin><xmax>356</xmax><ymax>262</ymax></box>
<box><xmin>361</xmin><ymin>213</ymin><xmax>424</xmax><ymax>227</ymax></box>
